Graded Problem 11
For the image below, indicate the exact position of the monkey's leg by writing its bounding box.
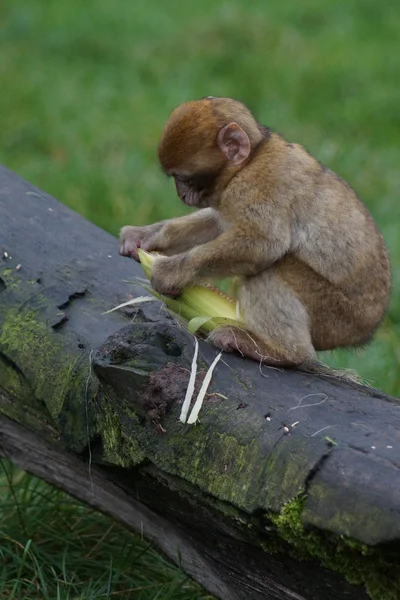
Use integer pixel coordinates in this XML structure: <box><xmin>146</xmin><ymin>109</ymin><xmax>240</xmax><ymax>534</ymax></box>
<box><xmin>207</xmin><ymin>270</ymin><xmax>315</xmax><ymax>367</ymax></box>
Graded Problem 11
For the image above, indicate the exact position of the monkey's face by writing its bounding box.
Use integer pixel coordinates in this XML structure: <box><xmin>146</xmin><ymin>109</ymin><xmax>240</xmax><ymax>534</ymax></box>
<box><xmin>172</xmin><ymin>172</ymin><xmax>218</xmax><ymax>208</ymax></box>
<box><xmin>158</xmin><ymin>99</ymin><xmax>261</xmax><ymax>209</ymax></box>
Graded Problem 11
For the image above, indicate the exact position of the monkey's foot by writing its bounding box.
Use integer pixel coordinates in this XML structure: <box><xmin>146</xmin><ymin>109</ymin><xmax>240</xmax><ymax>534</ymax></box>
<box><xmin>207</xmin><ymin>326</ymin><xmax>291</xmax><ymax>366</ymax></box>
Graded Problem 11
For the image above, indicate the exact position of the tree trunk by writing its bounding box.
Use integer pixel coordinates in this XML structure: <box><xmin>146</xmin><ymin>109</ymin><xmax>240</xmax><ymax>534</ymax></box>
<box><xmin>1</xmin><ymin>164</ymin><xmax>399</xmax><ymax>600</ymax></box>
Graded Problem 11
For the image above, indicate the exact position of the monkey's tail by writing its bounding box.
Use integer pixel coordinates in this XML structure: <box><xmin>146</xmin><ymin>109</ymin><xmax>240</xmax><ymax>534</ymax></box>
<box><xmin>296</xmin><ymin>360</ymin><xmax>367</xmax><ymax>386</ymax></box>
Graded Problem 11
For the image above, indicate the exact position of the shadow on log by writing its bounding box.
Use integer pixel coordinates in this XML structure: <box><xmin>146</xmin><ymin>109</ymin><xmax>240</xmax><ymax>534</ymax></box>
<box><xmin>0</xmin><ymin>164</ymin><xmax>399</xmax><ymax>600</ymax></box>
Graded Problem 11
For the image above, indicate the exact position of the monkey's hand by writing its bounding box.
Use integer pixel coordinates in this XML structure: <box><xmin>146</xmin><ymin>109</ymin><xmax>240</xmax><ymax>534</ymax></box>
<box><xmin>151</xmin><ymin>255</ymin><xmax>191</xmax><ymax>297</ymax></box>
<box><xmin>119</xmin><ymin>223</ymin><xmax>164</xmax><ymax>261</ymax></box>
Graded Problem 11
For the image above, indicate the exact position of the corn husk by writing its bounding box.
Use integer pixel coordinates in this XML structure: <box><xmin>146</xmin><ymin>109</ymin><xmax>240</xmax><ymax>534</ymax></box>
<box><xmin>138</xmin><ymin>249</ymin><xmax>243</xmax><ymax>335</ymax></box>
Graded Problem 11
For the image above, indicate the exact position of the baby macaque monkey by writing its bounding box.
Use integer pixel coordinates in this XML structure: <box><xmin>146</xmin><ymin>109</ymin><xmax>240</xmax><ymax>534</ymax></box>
<box><xmin>119</xmin><ymin>97</ymin><xmax>390</xmax><ymax>367</ymax></box>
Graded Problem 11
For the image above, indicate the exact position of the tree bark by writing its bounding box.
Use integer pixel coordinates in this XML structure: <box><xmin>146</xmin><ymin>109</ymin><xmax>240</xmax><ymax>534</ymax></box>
<box><xmin>1</xmin><ymin>164</ymin><xmax>399</xmax><ymax>600</ymax></box>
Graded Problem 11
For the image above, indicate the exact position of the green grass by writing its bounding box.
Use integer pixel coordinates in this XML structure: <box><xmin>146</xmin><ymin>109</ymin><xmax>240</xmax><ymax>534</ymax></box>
<box><xmin>1</xmin><ymin>0</ymin><xmax>400</xmax><ymax>596</ymax></box>
<box><xmin>0</xmin><ymin>460</ymin><xmax>212</xmax><ymax>600</ymax></box>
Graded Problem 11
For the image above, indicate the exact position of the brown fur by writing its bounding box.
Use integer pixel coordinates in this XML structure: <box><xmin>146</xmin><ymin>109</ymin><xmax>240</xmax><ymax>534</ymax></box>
<box><xmin>120</xmin><ymin>98</ymin><xmax>391</xmax><ymax>367</ymax></box>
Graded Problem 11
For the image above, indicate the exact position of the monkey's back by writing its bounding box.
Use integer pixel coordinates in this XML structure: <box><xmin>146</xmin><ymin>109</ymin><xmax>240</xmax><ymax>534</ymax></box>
<box><xmin>263</xmin><ymin>138</ymin><xmax>390</xmax><ymax>350</ymax></box>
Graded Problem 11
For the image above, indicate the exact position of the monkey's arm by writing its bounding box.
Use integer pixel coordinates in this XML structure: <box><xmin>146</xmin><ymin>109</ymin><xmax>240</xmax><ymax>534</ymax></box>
<box><xmin>119</xmin><ymin>208</ymin><xmax>222</xmax><ymax>260</ymax></box>
<box><xmin>151</xmin><ymin>224</ymin><xmax>291</xmax><ymax>295</ymax></box>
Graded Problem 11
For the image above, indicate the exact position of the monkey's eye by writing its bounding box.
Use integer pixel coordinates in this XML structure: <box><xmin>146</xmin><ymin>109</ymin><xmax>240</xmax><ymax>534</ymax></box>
<box><xmin>174</xmin><ymin>175</ymin><xmax>193</xmax><ymax>187</ymax></box>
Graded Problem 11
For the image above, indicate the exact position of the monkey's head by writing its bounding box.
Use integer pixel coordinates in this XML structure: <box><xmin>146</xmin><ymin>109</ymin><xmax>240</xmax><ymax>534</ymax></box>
<box><xmin>158</xmin><ymin>97</ymin><xmax>264</xmax><ymax>208</ymax></box>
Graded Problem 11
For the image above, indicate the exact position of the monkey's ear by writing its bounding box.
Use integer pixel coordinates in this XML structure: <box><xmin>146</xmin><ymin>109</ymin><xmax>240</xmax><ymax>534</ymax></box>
<box><xmin>217</xmin><ymin>123</ymin><xmax>251</xmax><ymax>165</ymax></box>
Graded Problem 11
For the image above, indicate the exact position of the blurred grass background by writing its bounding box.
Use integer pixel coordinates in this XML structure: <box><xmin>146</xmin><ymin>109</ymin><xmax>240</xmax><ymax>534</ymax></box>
<box><xmin>0</xmin><ymin>0</ymin><xmax>399</xmax><ymax>597</ymax></box>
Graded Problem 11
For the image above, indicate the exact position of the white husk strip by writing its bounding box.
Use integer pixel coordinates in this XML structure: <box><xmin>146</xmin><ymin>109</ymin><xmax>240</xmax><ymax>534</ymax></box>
<box><xmin>236</xmin><ymin>301</ymin><xmax>241</xmax><ymax>320</ymax></box>
<box><xmin>103</xmin><ymin>295</ymin><xmax>156</xmax><ymax>314</ymax></box>
<box><xmin>187</xmin><ymin>351</ymin><xmax>222</xmax><ymax>424</ymax></box>
<box><xmin>179</xmin><ymin>338</ymin><xmax>199</xmax><ymax>423</ymax></box>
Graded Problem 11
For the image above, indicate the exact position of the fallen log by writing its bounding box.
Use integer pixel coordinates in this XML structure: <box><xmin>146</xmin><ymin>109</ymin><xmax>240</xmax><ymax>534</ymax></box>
<box><xmin>0</xmin><ymin>164</ymin><xmax>399</xmax><ymax>600</ymax></box>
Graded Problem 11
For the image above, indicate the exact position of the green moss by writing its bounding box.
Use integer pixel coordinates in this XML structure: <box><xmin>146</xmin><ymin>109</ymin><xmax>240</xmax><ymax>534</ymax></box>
<box><xmin>100</xmin><ymin>395</ymin><xmax>268</xmax><ymax>508</ymax></box>
<box><xmin>1</xmin><ymin>307</ymin><xmax>80</xmax><ymax>416</ymax></box>
<box><xmin>96</xmin><ymin>391</ymin><xmax>146</xmax><ymax>467</ymax></box>
<box><xmin>1</xmin><ymin>268</ymin><xmax>13</xmax><ymax>278</ymax></box>
<box><xmin>234</xmin><ymin>374</ymin><xmax>253</xmax><ymax>391</ymax></box>
<box><xmin>109</xmin><ymin>398</ymin><xmax>324</xmax><ymax>513</ymax></box>
<box><xmin>99</xmin><ymin>404</ymin><xmax>124</xmax><ymax>465</ymax></box>
<box><xmin>140</xmin><ymin>424</ymin><xmax>268</xmax><ymax>509</ymax></box>
<box><xmin>0</xmin><ymin>356</ymin><xmax>32</xmax><ymax>403</ymax></box>
<box><xmin>303</xmin><ymin>479</ymin><xmax>399</xmax><ymax>548</ymax></box>
<box><xmin>269</xmin><ymin>497</ymin><xmax>400</xmax><ymax>600</ymax></box>
<box><xmin>0</xmin><ymin>267</ymin><xmax>21</xmax><ymax>290</ymax></box>
<box><xmin>0</xmin><ymin>288</ymin><xmax>95</xmax><ymax>450</ymax></box>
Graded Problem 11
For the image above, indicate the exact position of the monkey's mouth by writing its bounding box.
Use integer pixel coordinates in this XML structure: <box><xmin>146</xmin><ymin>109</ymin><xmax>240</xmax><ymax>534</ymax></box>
<box><xmin>183</xmin><ymin>197</ymin><xmax>199</xmax><ymax>207</ymax></box>
<box><xmin>183</xmin><ymin>189</ymin><xmax>205</xmax><ymax>207</ymax></box>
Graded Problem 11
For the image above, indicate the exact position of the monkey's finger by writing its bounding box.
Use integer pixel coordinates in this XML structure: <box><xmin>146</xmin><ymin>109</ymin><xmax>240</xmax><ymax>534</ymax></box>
<box><xmin>162</xmin><ymin>288</ymin><xmax>181</xmax><ymax>298</ymax></box>
<box><xmin>118</xmin><ymin>243</ymin><xmax>127</xmax><ymax>256</ymax></box>
<box><xmin>141</xmin><ymin>238</ymin><xmax>162</xmax><ymax>253</ymax></box>
<box><xmin>119</xmin><ymin>240</ymin><xmax>141</xmax><ymax>261</ymax></box>
<box><xmin>130</xmin><ymin>249</ymin><xmax>141</xmax><ymax>262</ymax></box>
